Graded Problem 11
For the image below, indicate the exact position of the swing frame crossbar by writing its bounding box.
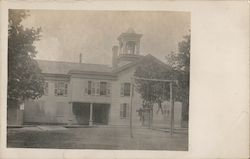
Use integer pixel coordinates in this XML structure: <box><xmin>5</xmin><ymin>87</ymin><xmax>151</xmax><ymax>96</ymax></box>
<box><xmin>129</xmin><ymin>76</ymin><xmax>176</xmax><ymax>137</ymax></box>
<box><xmin>133</xmin><ymin>76</ymin><xmax>177</xmax><ymax>83</ymax></box>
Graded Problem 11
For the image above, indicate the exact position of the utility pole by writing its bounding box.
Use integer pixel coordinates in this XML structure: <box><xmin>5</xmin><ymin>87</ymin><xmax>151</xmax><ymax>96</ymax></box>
<box><xmin>129</xmin><ymin>78</ymin><xmax>134</xmax><ymax>138</ymax></box>
<box><xmin>170</xmin><ymin>81</ymin><xmax>174</xmax><ymax>136</ymax></box>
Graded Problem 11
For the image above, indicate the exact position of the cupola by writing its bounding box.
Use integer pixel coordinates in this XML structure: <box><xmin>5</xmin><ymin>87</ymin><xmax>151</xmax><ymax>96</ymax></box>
<box><xmin>113</xmin><ymin>28</ymin><xmax>143</xmax><ymax>67</ymax></box>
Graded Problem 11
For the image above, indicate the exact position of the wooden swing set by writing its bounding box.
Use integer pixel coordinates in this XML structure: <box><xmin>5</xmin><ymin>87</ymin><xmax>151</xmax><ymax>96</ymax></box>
<box><xmin>129</xmin><ymin>76</ymin><xmax>177</xmax><ymax>137</ymax></box>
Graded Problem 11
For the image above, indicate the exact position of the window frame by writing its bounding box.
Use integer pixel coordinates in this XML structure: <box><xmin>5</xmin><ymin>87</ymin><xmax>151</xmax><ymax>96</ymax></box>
<box><xmin>121</xmin><ymin>82</ymin><xmax>131</xmax><ymax>97</ymax></box>
<box><xmin>100</xmin><ymin>81</ymin><xmax>107</xmax><ymax>96</ymax></box>
<box><xmin>86</xmin><ymin>80</ymin><xmax>111</xmax><ymax>96</ymax></box>
<box><xmin>120</xmin><ymin>103</ymin><xmax>129</xmax><ymax>119</ymax></box>
<box><xmin>54</xmin><ymin>81</ymin><xmax>68</xmax><ymax>97</ymax></box>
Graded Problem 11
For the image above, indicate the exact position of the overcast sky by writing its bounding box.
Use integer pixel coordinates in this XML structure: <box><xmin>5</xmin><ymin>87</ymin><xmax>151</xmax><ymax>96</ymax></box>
<box><xmin>22</xmin><ymin>10</ymin><xmax>190</xmax><ymax>65</ymax></box>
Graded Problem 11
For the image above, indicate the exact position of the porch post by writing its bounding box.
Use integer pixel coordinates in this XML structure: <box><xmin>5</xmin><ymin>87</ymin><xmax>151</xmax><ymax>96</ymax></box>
<box><xmin>89</xmin><ymin>103</ymin><xmax>93</xmax><ymax>126</ymax></box>
<box><xmin>68</xmin><ymin>102</ymin><xmax>73</xmax><ymax>125</ymax></box>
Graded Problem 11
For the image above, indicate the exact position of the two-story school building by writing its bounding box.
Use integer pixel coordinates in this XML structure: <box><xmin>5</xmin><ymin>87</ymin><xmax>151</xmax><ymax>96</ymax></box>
<box><xmin>23</xmin><ymin>28</ymin><xmax>183</xmax><ymax>127</ymax></box>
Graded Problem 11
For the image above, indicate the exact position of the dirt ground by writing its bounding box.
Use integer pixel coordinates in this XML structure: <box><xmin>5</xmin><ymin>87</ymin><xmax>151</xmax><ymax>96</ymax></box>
<box><xmin>7</xmin><ymin>126</ymin><xmax>188</xmax><ymax>151</ymax></box>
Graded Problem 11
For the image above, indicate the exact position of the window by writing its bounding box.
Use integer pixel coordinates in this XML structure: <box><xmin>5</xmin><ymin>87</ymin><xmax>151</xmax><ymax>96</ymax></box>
<box><xmin>86</xmin><ymin>80</ymin><xmax>111</xmax><ymax>96</ymax></box>
<box><xmin>100</xmin><ymin>82</ymin><xmax>107</xmax><ymax>95</ymax></box>
<box><xmin>120</xmin><ymin>103</ymin><xmax>129</xmax><ymax>119</ymax></box>
<box><xmin>121</xmin><ymin>82</ymin><xmax>130</xmax><ymax>96</ymax></box>
<box><xmin>44</xmin><ymin>82</ymin><xmax>49</xmax><ymax>95</ymax></box>
<box><xmin>54</xmin><ymin>82</ymin><xmax>68</xmax><ymax>96</ymax></box>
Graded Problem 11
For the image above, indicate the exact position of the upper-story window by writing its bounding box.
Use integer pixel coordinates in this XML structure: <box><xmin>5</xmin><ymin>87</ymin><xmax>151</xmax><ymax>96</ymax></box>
<box><xmin>86</xmin><ymin>81</ymin><xmax>111</xmax><ymax>96</ymax></box>
<box><xmin>100</xmin><ymin>82</ymin><xmax>107</xmax><ymax>95</ymax></box>
<box><xmin>44</xmin><ymin>82</ymin><xmax>49</xmax><ymax>95</ymax></box>
<box><xmin>121</xmin><ymin>82</ymin><xmax>131</xmax><ymax>96</ymax></box>
<box><xmin>54</xmin><ymin>82</ymin><xmax>68</xmax><ymax>96</ymax></box>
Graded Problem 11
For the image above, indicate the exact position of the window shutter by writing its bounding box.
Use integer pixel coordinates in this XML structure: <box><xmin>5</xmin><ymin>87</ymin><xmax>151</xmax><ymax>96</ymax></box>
<box><xmin>88</xmin><ymin>81</ymin><xmax>92</xmax><ymax>95</ymax></box>
<box><xmin>120</xmin><ymin>83</ymin><xmax>124</xmax><ymax>96</ymax></box>
<box><xmin>126</xmin><ymin>104</ymin><xmax>130</xmax><ymax>118</ymax></box>
<box><xmin>120</xmin><ymin>104</ymin><xmax>123</xmax><ymax>118</ymax></box>
<box><xmin>54</xmin><ymin>82</ymin><xmax>58</xmax><ymax>95</ymax></box>
<box><xmin>84</xmin><ymin>81</ymin><xmax>88</xmax><ymax>95</ymax></box>
<box><xmin>64</xmin><ymin>83</ymin><xmax>68</xmax><ymax>96</ymax></box>
<box><xmin>128</xmin><ymin>83</ymin><xmax>131</xmax><ymax>96</ymax></box>
<box><xmin>107</xmin><ymin>82</ymin><xmax>111</xmax><ymax>95</ymax></box>
<box><xmin>91</xmin><ymin>81</ymin><xmax>95</xmax><ymax>95</ymax></box>
<box><xmin>83</xmin><ymin>81</ymin><xmax>87</xmax><ymax>95</ymax></box>
<box><xmin>96</xmin><ymin>81</ymin><xmax>100</xmax><ymax>95</ymax></box>
<box><xmin>123</xmin><ymin>104</ymin><xmax>127</xmax><ymax>118</ymax></box>
<box><xmin>84</xmin><ymin>88</ymin><xmax>88</xmax><ymax>95</ymax></box>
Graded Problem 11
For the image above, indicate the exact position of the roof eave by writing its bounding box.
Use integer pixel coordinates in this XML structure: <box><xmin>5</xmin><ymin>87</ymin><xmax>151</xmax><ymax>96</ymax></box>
<box><xmin>68</xmin><ymin>70</ymin><xmax>116</xmax><ymax>77</ymax></box>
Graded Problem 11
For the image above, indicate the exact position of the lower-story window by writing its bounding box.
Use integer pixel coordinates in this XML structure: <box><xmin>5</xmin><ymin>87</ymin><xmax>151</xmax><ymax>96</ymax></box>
<box><xmin>120</xmin><ymin>103</ymin><xmax>129</xmax><ymax>119</ymax></box>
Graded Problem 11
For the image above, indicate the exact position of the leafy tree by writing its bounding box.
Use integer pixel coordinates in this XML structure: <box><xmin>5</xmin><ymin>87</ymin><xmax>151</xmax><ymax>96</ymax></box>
<box><xmin>166</xmin><ymin>34</ymin><xmax>190</xmax><ymax>72</ymax></box>
<box><xmin>166</xmin><ymin>34</ymin><xmax>190</xmax><ymax>121</ymax></box>
<box><xmin>134</xmin><ymin>33</ymin><xmax>190</xmax><ymax>123</ymax></box>
<box><xmin>8</xmin><ymin>10</ymin><xmax>44</xmax><ymax>106</ymax></box>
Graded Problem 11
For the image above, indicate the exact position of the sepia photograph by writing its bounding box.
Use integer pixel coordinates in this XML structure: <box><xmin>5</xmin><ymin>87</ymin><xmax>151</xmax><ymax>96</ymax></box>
<box><xmin>7</xmin><ymin>9</ymin><xmax>190</xmax><ymax>150</ymax></box>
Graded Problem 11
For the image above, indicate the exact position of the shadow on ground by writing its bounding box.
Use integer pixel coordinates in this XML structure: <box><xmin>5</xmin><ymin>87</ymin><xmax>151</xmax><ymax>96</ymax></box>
<box><xmin>7</xmin><ymin>126</ymin><xmax>188</xmax><ymax>151</ymax></box>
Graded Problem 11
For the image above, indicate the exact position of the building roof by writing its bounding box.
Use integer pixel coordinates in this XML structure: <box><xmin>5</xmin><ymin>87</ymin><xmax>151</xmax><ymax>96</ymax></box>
<box><xmin>37</xmin><ymin>60</ymin><xmax>112</xmax><ymax>75</ymax></box>
<box><xmin>37</xmin><ymin>54</ymin><xmax>170</xmax><ymax>76</ymax></box>
<box><xmin>113</xmin><ymin>54</ymin><xmax>171</xmax><ymax>73</ymax></box>
<box><xmin>117</xmin><ymin>28</ymin><xmax>143</xmax><ymax>41</ymax></box>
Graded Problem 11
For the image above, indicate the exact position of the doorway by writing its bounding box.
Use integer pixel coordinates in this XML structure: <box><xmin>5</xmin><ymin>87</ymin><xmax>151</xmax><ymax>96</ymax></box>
<box><xmin>72</xmin><ymin>102</ymin><xmax>90</xmax><ymax>125</ymax></box>
<box><xmin>93</xmin><ymin>103</ymin><xmax>110</xmax><ymax>125</ymax></box>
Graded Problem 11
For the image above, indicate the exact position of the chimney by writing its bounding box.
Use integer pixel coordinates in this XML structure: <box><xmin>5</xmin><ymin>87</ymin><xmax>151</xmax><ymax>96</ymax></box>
<box><xmin>112</xmin><ymin>45</ymin><xmax>118</xmax><ymax>68</ymax></box>
<box><xmin>79</xmin><ymin>53</ymin><xmax>82</xmax><ymax>63</ymax></box>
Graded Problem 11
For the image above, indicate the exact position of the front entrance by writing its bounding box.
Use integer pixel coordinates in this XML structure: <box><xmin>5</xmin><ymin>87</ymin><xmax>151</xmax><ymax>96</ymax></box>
<box><xmin>72</xmin><ymin>102</ymin><xmax>110</xmax><ymax>125</ymax></box>
<box><xmin>93</xmin><ymin>103</ymin><xmax>110</xmax><ymax>125</ymax></box>
<box><xmin>72</xmin><ymin>102</ymin><xmax>90</xmax><ymax>125</ymax></box>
